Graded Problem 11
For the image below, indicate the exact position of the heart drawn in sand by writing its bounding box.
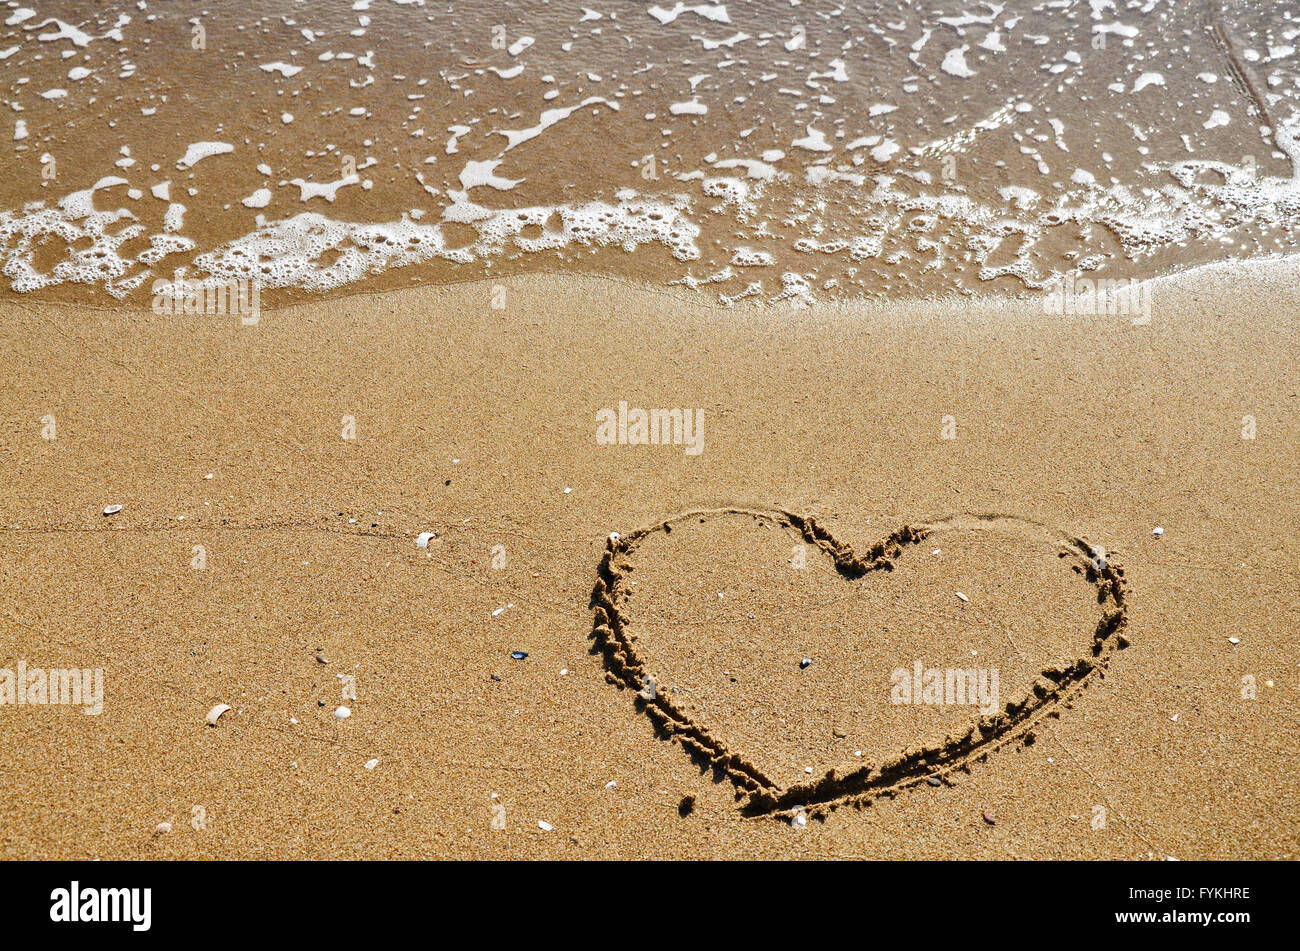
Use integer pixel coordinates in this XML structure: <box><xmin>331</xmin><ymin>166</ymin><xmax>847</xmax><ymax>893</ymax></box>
<box><xmin>588</xmin><ymin>507</ymin><xmax>1129</xmax><ymax>817</ymax></box>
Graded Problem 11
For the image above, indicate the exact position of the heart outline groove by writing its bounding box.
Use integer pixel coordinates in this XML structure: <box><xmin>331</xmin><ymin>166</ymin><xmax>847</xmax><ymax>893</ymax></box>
<box><xmin>588</xmin><ymin>506</ymin><xmax>1130</xmax><ymax>817</ymax></box>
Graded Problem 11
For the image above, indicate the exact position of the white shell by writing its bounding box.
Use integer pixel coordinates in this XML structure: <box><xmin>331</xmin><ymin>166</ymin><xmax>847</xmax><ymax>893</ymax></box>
<box><xmin>155</xmin><ymin>822</ymin><xmax>172</xmax><ymax>834</ymax></box>
<box><xmin>956</xmin><ymin>591</ymin><xmax>969</xmax><ymax>602</ymax></box>
<box><xmin>538</xmin><ymin>820</ymin><xmax>553</xmax><ymax>831</ymax></box>
<box><xmin>103</xmin><ymin>504</ymin><xmax>123</xmax><ymax>515</ymax></box>
<box><xmin>415</xmin><ymin>532</ymin><xmax>435</xmax><ymax>548</ymax></box>
<box><xmin>334</xmin><ymin>706</ymin><xmax>351</xmax><ymax>720</ymax></box>
<box><xmin>205</xmin><ymin>703</ymin><xmax>231</xmax><ymax>725</ymax></box>
<box><xmin>364</xmin><ymin>758</ymin><xmax>379</xmax><ymax>770</ymax></box>
<box><xmin>1152</xmin><ymin>526</ymin><xmax>1164</xmax><ymax>536</ymax></box>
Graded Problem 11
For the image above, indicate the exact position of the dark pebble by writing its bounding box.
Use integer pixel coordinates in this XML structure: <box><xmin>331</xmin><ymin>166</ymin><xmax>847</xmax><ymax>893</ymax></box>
<box><xmin>510</xmin><ymin>650</ymin><xmax>528</xmax><ymax>660</ymax></box>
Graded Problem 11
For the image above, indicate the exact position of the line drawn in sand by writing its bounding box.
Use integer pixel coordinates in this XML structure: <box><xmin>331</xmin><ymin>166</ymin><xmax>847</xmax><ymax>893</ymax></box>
<box><xmin>588</xmin><ymin>506</ymin><xmax>1130</xmax><ymax>819</ymax></box>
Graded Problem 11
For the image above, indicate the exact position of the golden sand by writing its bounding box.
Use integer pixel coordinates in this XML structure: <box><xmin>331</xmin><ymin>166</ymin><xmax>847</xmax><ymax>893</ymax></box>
<box><xmin>0</xmin><ymin>263</ymin><xmax>1296</xmax><ymax>858</ymax></box>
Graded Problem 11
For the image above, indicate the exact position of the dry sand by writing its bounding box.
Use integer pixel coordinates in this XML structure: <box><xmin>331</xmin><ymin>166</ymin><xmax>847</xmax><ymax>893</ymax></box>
<box><xmin>0</xmin><ymin>261</ymin><xmax>1296</xmax><ymax>859</ymax></box>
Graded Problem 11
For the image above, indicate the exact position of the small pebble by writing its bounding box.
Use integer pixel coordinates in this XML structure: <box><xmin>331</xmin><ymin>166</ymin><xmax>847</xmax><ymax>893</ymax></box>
<box><xmin>510</xmin><ymin>650</ymin><xmax>528</xmax><ymax>660</ymax></box>
<box><xmin>155</xmin><ymin>822</ymin><xmax>172</xmax><ymax>835</ymax></box>
<box><xmin>563</xmin><ymin>487</ymin><xmax>571</xmax><ymax>495</ymax></box>
<box><xmin>791</xmin><ymin>810</ymin><xmax>807</xmax><ymax>829</ymax></box>
<box><xmin>927</xmin><ymin>776</ymin><xmax>942</xmax><ymax>787</ymax></box>
<box><xmin>956</xmin><ymin>591</ymin><xmax>968</xmax><ymax>603</ymax></box>
<box><xmin>103</xmin><ymin>504</ymin><xmax>123</xmax><ymax>516</ymax></box>
<box><xmin>639</xmin><ymin>676</ymin><xmax>657</xmax><ymax>700</ymax></box>
<box><xmin>334</xmin><ymin>706</ymin><xmax>351</xmax><ymax>720</ymax></box>
<box><xmin>982</xmin><ymin>812</ymin><xmax>997</xmax><ymax>826</ymax></box>
<box><xmin>604</xmin><ymin>780</ymin><xmax>617</xmax><ymax>790</ymax></box>
<box><xmin>800</xmin><ymin>657</ymin><xmax>812</xmax><ymax>669</ymax></box>
<box><xmin>537</xmin><ymin>820</ymin><xmax>553</xmax><ymax>831</ymax></box>
<box><xmin>1152</xmin><ymin>526</ymin><xmax>1164</xmax><ymax>536</ymax></box>
<box><xmin>364</xmin><ymin>758</ymin><xmax>379</xmax><ymax>770</ymax></box>
<box><xmin>804</xmin><ymin>766</ymin><xmax>813</xmax><ymax>774</ymax></box>
<box><xmin>1228</xmin><ymin>637</ymin><xmax>1240</xmax><ymax>645</ymax></box>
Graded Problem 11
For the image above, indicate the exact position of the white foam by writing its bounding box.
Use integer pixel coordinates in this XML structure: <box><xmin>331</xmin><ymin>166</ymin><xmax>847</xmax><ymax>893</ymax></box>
<box><xmin>457</xmin><ymin>159</ymin><xmax>523</xmax><ymax>191</ymax></box>
<box><xmin>260</xmin><ymin>61</ymin><xmax>303</xmax><ymax>78</ymax></box>
<box><xmin>1203</xmin><ymin>110</ymin><xmax>1230</xmax><ymax>130</ymax></box>
<box><xmin>670</xmin><ymin>98</ymin><xmax>708</xmax><ymax>115</ymax></box>
<box><xmin>177</xmin><ymin>141</ymin><xmax>234</xmax><ymax>169</ymax></box>
<box><xmin>1133</xmin><ymin>72</ymin><xmax>1165</xmax><ymax>92</ymax></box>
<box><xmin>495</xmin><ymin>97</ymin><xmax>618</xmax><ymax>151</ymax></box>
<box><xmin>648</xmin><ymin>4</ymin><xmax>730</xmax><ymax>26</ymax></box>
<box><xmin>730</xmin><ymin>247</ymin><xmax>774</xmax><ymax>266</ymax></box>
<box><xmin>940</xmin><ymin>46</ymin><xmax>976</xmax><ymax>79</ymax></box>
<box><xmin>290</xmin><ymin>175</ymin><xmax>361</xmax><ymax>202</ymax></box>
<box><xmin>792</xmin><ymin>125</ymin><xmax>832</xmax><ymax>152</ymax></box>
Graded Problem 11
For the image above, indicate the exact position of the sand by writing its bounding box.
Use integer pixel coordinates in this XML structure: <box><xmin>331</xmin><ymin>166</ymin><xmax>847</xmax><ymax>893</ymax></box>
<box><xmin>0</xmin><ymin>261</ymin><xmax>1297</xmax><ymax>859</ymax></box>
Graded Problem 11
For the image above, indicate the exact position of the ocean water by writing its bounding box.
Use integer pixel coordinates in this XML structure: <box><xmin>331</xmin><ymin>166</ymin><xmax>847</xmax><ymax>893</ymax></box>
<box><xmin>3</xmin><ymin>0</ymin><xmax>1300</xmax><ymax>306</ymax></box>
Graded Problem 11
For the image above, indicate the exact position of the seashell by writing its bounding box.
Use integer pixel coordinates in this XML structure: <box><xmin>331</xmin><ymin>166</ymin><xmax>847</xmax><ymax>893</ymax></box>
<box><xmin>205</xmin><ymin>703</ymin><xmax>231</xmax><ymax>726</ymax></box>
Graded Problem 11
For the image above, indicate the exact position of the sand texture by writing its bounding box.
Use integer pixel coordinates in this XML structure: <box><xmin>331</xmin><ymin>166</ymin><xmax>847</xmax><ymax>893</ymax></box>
<box><xmin>0</xmin><ymin>264</ymin><xmax>1296</xmax><ymax>859</ymax></box>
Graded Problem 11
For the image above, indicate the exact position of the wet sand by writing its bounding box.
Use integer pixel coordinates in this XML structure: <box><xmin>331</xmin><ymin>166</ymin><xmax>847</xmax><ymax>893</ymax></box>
<box><xmin>0</xmin><ymin>262</ymin><xmax>1296</xmax><ymax>859</ymax></box>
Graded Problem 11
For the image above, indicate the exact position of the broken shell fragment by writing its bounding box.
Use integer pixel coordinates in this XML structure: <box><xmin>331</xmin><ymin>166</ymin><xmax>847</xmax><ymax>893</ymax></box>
<box><xmin>103</xmin><ymin>505</ymin><xmax>123</xmax><ymax>516</ymax></box>
<box><xmin>205</xmin><ymin>703</ymin><xmax>231</xmax><ymax>726</ymax></box>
